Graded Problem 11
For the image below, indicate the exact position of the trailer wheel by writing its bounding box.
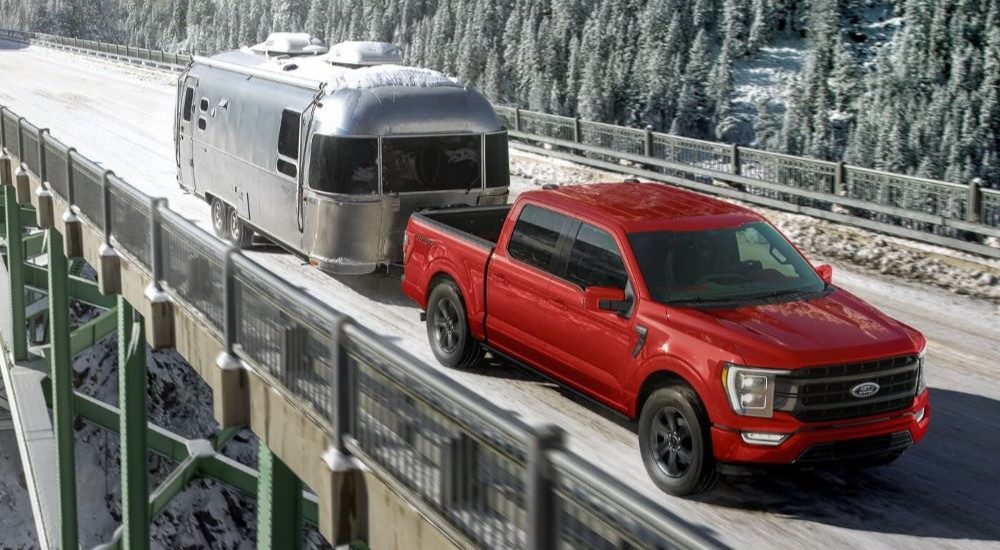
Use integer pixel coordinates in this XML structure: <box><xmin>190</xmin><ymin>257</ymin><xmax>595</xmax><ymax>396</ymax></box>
<box><xmin>426</xmin><ymin>280</ymin><xmax>484</xmax><ymax>369</ymax></box>
<box><xmin>638</xmin><ymin>385</ymin><xmax>719</xmax><ymax>496</ymax></box>
<box><xmin>228</xmin><ymin>208</ymin><xmax>255</xmax><ymax>249</ymax></box>
<box><xmin>210</xmin><ymin>197</ymin><xmax>229</xmax><ymax>239</ymax></box>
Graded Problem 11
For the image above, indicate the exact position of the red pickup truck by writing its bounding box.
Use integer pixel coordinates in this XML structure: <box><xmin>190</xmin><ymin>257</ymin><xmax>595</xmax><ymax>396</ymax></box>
<box><xmin>401</xmin><ymin>182</ymin><xmax>930</xmax><ymax>495</ymax></box>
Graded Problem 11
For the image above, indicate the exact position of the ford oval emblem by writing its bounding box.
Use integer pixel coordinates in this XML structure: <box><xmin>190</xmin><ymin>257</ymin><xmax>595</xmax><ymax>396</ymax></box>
<box><xmin>850</xmin><ymin>381</ymin><xmax>880</xmax><ymax>399</ymax></box>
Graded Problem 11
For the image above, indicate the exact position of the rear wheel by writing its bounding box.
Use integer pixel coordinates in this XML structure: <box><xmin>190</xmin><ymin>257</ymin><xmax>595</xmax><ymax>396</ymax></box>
<box><xmin>228</xmin><ymin>207</ymin><xmax>254</xmax><ymax>249</ymax></box>
<box><xmin>639</xmin><ymin>386</ymin><xmax>719</xmax><ymax>496</ymax></box>
<box><xmin>210</xmin><ymin>197</ymin><xmax>228</xmax><ymax>239</ymax></box>
<box><xmin>426</xmin><ymin>280</ymin><xmax>484</xmax><ymax>369</ymax></box>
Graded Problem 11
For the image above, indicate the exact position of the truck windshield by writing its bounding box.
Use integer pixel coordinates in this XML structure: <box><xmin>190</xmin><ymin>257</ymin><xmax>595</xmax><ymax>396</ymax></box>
<box><xmin>628</xmin><ymin>222</ymin><xmax>825</xmax><ymax>305</ymax></box>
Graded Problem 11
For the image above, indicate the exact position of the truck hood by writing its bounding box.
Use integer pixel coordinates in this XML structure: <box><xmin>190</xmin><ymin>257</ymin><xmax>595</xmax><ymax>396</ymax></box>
<box><xmin>669</xmin><ymin>287</ymin><xmax>924</xmax><ymax>368</ymax></box>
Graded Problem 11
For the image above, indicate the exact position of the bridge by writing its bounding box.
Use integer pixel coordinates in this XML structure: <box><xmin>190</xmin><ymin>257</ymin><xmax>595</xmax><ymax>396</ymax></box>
<box><xmin>0</xmin><ymin>28</ymin><xmax>998</xmax><ymax>550</ymax></box>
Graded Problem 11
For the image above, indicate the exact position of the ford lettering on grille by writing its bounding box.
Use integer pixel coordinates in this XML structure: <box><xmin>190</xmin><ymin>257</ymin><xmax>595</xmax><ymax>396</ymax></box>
<box><xmin>850</xmin><ymin>381</ymin><xmax>881</xmax><ymax>399</ymax></box>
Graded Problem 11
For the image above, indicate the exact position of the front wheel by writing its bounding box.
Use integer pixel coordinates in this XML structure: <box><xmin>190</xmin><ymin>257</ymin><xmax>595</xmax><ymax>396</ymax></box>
<box><xmin>228</xmin><ymin>208</ymin><xmax>254</xmax><ymax>249</ymax></box>
<box><xmin>638</xmin><ymin>386</ymin><xmax>719</xmax><ymax>496</ymax></box>
<box><xmin>426</xmin><ymin>280</ymin><xmax>484</xmax><ymax>369</ymax></box>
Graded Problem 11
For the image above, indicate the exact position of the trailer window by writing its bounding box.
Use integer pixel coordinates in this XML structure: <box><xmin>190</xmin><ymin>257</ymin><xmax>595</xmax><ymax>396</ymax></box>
<box><xmin>308</xmin><ymin>135</ymin><xmax>378</xmax><ymax>194</ymax></box>
<box><xmin>382</xmin><ymin>135</ymin><xmax>481</xmax><ymax>193</ymax></box>
<box><xmin>182</xmin><ymin>87</ymin><xmax>194</xmax><ymax>122</ymax></box>
<box><xmin>278</xmin><ymin>110</ymin><xmax>301</xmax><ymax>160</ymax></box>
<box><xmin>200</xmin><ymin>98</ymin><xmax>209</xmax><ymax>112</ymax></box>
<box><xmin>485</xmin><ymin>131</ymin><xmax>510</xmax><ymax>188</ymax></box>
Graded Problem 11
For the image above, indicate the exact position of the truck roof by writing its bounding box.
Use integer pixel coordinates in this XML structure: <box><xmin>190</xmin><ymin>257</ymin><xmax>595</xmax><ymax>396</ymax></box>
<box><xmin>524</xmin><ymin>182</ymin><xmax>763</xmax><ymax>233</ymax></box>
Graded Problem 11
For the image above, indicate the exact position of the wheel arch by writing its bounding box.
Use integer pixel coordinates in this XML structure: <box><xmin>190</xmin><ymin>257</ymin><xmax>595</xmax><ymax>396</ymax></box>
<box><xmin>425</xmin><ymin>267</ymin><xmax>486</xmax><ymax>342</ymax></box>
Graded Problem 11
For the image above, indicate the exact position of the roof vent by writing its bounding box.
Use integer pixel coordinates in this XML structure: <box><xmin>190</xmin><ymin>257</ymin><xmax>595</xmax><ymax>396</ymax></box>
<box><xmin>325</xmin><ymin>41</ymin><xmax>403</xmax><ymax>67</ymax></box>
<box><xmin>251</xmin><ymin>32</ymin><xmax>329</xmax><ymax>56</ymax></box>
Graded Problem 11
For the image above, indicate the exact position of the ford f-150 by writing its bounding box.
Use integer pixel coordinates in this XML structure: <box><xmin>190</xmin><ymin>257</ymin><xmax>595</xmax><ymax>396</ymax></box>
<box><xmin>401</xmin><ymin>182</ymin><xmax>930</xmax><ymax>495</ymax></box>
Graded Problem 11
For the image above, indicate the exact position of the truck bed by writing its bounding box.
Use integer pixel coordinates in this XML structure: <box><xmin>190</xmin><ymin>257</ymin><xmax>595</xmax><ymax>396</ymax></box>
<box><xmin>413</xmin><ymin>205</ymin><xmax>512</xmax><ymax>248</ymax></box>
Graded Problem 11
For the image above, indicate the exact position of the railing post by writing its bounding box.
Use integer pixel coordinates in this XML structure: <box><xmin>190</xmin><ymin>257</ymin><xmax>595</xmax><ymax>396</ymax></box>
<box><xmin>62</xmin><ymin>148</ymin><xmax>82</xmax><ymax>257</ymax></box>
<box><xmin>731</xmin><ymin>143</ymin><xmax>741</xmax><ymax>176</ymax></box>
<box><xmin>514</xmin><ymin>107</ymin><xmax>522</xmax><ymax>133</ymax></box>
<box><xmin>14</xmin><ymin>117</ymin><xmax>29</xmax><ymax>204</ymax></box>
<box><xmin>98</xmin><ymin>170</ymin><xmax>121</xmax><ymax>295</ymax></box>
<box><xmin>118</xmin><ymin>296</ymin><xmax>150</xmax><ymax>550</ymax></box>
<box><xmin>644</xmin><ymin>125</ymin><xmax>654</xmax><ymax>158</ymax></box>
<box><xmin>48</xmin><ymin>225</ymin><xmax>80</xmax><ymax>550</ymax></box>
<box><xmin>145</xmin><ymin>197</ymin><xmax>173</xmax><ymax>349</ymax></box>
<box><xmin>835</xmin><ymin>161</ymin><xmax>846</xmax><ymax>195</ymax></box>
<box><xmin>257</xmin><ymin>442</ymin><xmax>304</xmax><ymax>550</ymax></box>
<box><xmin>35</xmin><ymin>128</ymin><xmax>54</xmax><ymax>229</ymax></box>
<box><xmin>573</xmin><ymin>116</ymin><xmax>581</xmax><ymax>143</ymax></box>
<box><xmin>331</xmin><ymin>319</ymin><xmax>353</xmax><ymax>453</ymax></box>
<box><xmin>526</xmin><ymin>424</ymin><xmax>564</xmax><ymax>550</ymax></box>
<box><xmin>213</xmin><ymin>246</ymin><xmax>248</xmax><ymax>428</ymax></box>
<box><xmin>967</xmin><ymin>178</ymin><xmax>981</xmax><ymax>223</ymax></box>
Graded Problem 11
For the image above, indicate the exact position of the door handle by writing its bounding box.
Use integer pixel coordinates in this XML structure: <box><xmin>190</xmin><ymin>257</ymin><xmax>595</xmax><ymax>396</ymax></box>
<box><xmin>549</xmin><ymin>297</ymin><xmax>567</xmax><ymax>310</ymax></box>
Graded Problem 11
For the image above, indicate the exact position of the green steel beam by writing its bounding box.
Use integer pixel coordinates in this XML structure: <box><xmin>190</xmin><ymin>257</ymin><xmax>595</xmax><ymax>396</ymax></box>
<box><xmin>119</xmin><ymin>298</ymin><xmax>149</xmax><ymax>550</ymax></box>
<box><xmin>22</xmin><ymin>230</ymin><xmax>45</xmax><ymax>259</ymax></box>
<box><xmin>70</xmin><ymin>307</ymin><xmax>118</xmax><ymax>357</ymax></box>
<box><xmin>4</xmin><ymin>185</ymin><xmax>27</xmax><ymax>360</ymax></box>
<box><xmin>257</xmin><ymin>442</ymin><xmax>304</xmax><ymax>550</ymax></box>
<box><xmin>70</xmin><ymin>390</ymin><xmax>189</xmax><ymax>462</ymax></box>
<box><xmin>149</xmin><ymin>453</ymin><xmax>203</xmax><ymax>519</ymax></box>
<box><xmin>48</xmin><ymin>227</ymin><xmax>79</xmax><ymax>549</ymax></box>
<box><xmin>19</xmin><ymin>205</ymin><xmax>37</xmax><ymax>229</ymax></box>
<box><xmin>23</xmin><ymin>263</ymin><xmax>117</xmax><ymax>309</ymax></box>
<box><xmin>65</xmin><ymin>388</ymin><xmax>320</xmax><ymax>525</ymax></box>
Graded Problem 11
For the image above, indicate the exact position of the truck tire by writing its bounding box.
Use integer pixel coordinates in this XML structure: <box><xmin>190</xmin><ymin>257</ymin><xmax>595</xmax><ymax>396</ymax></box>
<box><xmin>638</xmin><ymin>386</ymin><xmax>719</xmax><ymax>496</ymax></box>
<box><xmin>426</xmin><ymin>280</ymin><xmax>484</xmax><ymax>369</ymax></box>
<box><xmin>211</xmin><ymin>197</ymin><xmax>229</xmax><ymax>240</ymax></box>
<box><xmin>228</xmin><ymin>207</ymin><xmax>255</xmax><ymax>249</ymax></box>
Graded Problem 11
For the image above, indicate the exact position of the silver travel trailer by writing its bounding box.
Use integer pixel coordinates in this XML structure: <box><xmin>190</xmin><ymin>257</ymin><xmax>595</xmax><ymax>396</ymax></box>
<box><xmin>174</xmin><ymin>33</ymin><xmax>510</xmax><ymax>274</ymax></box>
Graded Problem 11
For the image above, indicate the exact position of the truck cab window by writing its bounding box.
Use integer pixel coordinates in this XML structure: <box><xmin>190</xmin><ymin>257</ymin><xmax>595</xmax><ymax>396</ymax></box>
<box><xmin>182</xmin><ymin>88</ymin><xmax>194</xmax><ymax>122</ymax></box>
<box><xmin>277</xmin><ymin>109</ymin><xmax>300</xmax><ymax>178</ymax></box>
<box><xmin>508</xmin><ymin>205</ymin><xmax>569</xmax><ymax>273</ymax></box>
<box><xmin>565</xmin><ymin>223</ymin><xmax>628</xmax><ymax>290</ymax></box>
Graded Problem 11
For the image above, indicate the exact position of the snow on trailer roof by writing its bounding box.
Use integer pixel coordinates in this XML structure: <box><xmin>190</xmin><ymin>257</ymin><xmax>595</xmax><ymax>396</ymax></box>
<box><xmin>205</xmin><ymin>36</ymin><xmax>464</xmax><ymax>95</ymax></box>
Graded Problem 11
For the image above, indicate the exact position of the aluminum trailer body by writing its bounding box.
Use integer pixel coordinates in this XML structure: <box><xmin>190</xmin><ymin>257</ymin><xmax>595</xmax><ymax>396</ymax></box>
<box><xmin>175</xmin><ymin>38</ymin><xmax>509</xmax><ymax>274</ymax></box>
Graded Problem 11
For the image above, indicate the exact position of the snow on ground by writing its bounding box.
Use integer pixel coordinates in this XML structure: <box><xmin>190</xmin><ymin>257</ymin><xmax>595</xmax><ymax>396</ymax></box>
<box><xmin>0</xmin><ymin>39</ymin><xmax>999</xmax><ymax>549</ymax></box>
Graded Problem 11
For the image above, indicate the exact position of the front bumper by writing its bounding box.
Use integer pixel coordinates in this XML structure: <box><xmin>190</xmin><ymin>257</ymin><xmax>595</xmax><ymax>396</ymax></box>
<box><xmin>711</xmin><ymin>390</ymin><xmax>930</xmax><ymax>465</ymax></box>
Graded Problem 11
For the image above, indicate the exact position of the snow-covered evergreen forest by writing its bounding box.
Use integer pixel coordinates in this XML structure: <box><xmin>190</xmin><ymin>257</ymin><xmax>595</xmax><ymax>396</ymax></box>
<box><xmin>1</xmin><ymin>0</ymin><xmax>997</xmax><ymax>185</ymax></box>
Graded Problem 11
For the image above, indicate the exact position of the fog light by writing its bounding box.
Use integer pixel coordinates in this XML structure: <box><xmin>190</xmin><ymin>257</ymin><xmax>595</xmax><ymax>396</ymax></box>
<box><xmin>741</xmin><ymin>431</ymin><xmax>790</xmax><ymax>446</ymax></box>
<box><xmin>915</xmin><ymin>407</ymin><xmax>926</xmax><ymax>423</ymax></box>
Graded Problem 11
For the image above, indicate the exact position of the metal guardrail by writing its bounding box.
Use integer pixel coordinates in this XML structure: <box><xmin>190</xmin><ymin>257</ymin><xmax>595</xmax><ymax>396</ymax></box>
<box><xmin>0</xmin><ymin>29</ymin><xmax>191</xmax><ymax>71</ymax></box>
<box><xmin>3</xmin><ymin>27</ymin><xmax>996</xmax><ymax>258</ymax></box>
<box><xmin>495</xmin><ymin>107</ymin><xmax>1000</xmax><ymax>259</ymax></box>
<box><xmin>0</xmin><ymin>103</ymin><xmax>721</xmax><ymax>549</ymax></box>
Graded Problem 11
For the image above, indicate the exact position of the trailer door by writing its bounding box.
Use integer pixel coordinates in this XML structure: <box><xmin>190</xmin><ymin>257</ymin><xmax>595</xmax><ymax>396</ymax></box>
<box><xmin>177</xmin><ymin>76</ymin><xmax>198</xmax><ymax>191</ymax></box>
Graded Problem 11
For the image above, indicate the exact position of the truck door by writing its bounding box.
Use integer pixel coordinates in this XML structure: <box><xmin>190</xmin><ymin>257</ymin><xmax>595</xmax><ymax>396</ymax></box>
<box><xmin>176</xmin><ymin>76</ymin><xmax>198</xmax><ymax>192</ymax></box>
<box><xmin>485</xmin><ymin>204</ymin><xmax>571</xmax><ymax>368</ymax></box>
<box><xmin>544</xmin><ymin>221</ymin><xmax>633</xmax><ymax>409</ymax></box>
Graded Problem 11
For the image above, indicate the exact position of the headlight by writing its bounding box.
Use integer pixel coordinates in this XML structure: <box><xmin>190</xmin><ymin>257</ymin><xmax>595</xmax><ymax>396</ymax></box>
<box><xmin>722</xmin><ymin>364</ymin><xmax>788</xmax><ymax>418</ymax></box>
<box><xmin>916</xmin><ymin>347</ymin><xmax>928</xmax><ymax>394</ymax></box>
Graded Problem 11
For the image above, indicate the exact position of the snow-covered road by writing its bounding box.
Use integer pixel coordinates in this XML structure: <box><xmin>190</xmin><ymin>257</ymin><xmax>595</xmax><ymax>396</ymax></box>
<box><xmin>1</xmin><ymin>40</ymin><xmax>998</xmax><ymax>549</ymax></box>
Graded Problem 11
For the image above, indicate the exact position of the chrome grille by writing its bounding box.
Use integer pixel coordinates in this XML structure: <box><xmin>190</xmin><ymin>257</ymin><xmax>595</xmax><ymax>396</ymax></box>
<box><xmin>775</xmin><ymin>355</ymin><xmax>919</xmax><ymax>422</ymax></box>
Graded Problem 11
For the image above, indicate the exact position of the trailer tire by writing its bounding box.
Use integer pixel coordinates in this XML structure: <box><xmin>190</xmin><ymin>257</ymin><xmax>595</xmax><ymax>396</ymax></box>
<box><xmin>426</xmin><ymin>280</ymin><xmax>484</xmax><ymax>369</ymax></box>
<box><xmin>210</xmin><ymin>197</ymin><xmax>229</xmax><ymax>239</ymax></box>
<box><xmin>639</xmin><ymin>385</ymin><xmax>719</xmax><ymax>496</ymax></box>
<box><xmin>228</xmin><ymin>208</ymin><xmax>254</xmax><ymax>249</ymax></box>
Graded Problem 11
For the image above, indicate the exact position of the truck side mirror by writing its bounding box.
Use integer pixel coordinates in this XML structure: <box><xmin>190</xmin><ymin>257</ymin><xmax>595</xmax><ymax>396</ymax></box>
<box><xmin>585</xmin><ymin>286</ymin><xmax>630</xmax><ymax>315</ymax></box>
<box><xmin>816</xmin><ymin>264</ymin><xmax>833</xmax><ymax>285</ymax></box>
